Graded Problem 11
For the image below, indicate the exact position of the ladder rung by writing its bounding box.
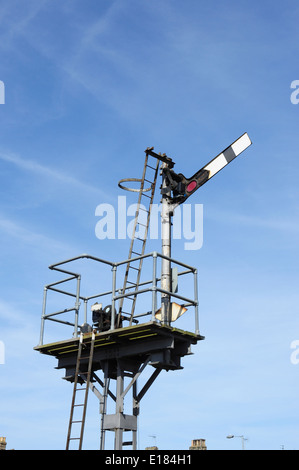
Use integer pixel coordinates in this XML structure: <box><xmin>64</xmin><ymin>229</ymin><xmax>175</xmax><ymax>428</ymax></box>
<box><xmin>66</xmin><ymin>336</ymin><xmax>95</xmax><ymax>450</ymax></box>
<box><xmin>115</xmin><ymin>153</ymin><xmax>158</xmax><ymax>342</ymax></box>
<box><xmin>123</xmin><ymin>441</ymin><xmax>133</xmax><ymax>446</ymax></box>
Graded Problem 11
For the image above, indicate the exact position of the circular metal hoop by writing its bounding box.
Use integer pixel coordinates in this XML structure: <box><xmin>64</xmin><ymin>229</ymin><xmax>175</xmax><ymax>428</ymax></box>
<box><xmin>118</xmin><ymin>178</ymin><xmax>152</xmax><ymax>193</ymax></box>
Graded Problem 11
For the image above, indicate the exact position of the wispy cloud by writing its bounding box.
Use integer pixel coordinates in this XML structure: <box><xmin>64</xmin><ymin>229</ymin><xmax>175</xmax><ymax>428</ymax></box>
<box><xmin>0</xmin><ymin>150</ymin><xmax>106</xmax><ymax>196</ymax></box>
<box><xmin>0</xmin><ymin>213</ymin><xmax>71</xmax><ymax>253</ymax></box>
<box><xmin>0</xmin><ymin>0</ymin><xmax>49</xmax><ymax>51</ymax></box>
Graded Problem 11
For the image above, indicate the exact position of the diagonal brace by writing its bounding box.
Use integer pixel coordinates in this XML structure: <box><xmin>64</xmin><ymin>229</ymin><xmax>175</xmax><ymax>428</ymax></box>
<box><xmin>121</xmin><ymin>357</ymin><xmax>150</xmax><ymax>400</ymax></box>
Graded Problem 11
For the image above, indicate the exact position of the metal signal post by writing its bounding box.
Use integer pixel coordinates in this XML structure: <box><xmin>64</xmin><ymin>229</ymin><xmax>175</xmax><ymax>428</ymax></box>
<box><xmin>160</xmin><ymin>160</ymin><xmax>173</xmax><ymax>326</ymax></box>
<box><xmin>150</xmin><ymin>132</ymin><xmax>252</xmax><ymax>327</ymax></box>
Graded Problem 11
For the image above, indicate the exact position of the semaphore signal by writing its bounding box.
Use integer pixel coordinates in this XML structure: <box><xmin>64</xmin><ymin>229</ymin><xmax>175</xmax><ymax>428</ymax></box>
<box><xmin>34</xmin><ymin>133</ymin><xmax>252</xmax><ymax>450</ymax></box>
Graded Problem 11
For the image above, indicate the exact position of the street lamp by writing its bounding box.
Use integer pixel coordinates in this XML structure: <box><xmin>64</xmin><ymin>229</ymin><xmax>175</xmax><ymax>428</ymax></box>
<box><xmin>226</xmin><ymin>434</ymin><xmax>248</xmax><ymax>450</ymax></box>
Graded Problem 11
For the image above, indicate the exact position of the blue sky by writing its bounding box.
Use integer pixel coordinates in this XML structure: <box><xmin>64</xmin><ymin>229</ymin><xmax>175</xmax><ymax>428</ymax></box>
<box><xmin>0</xmin><ymin>0</ymin><xmax>299</xmax><ymax>450</ymax></box>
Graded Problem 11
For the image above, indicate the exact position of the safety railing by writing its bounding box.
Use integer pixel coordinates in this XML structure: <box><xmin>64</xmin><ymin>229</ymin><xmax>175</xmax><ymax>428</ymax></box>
<box><xmin>38</xmin><ymin>252</ymin><xmax>199</xmax><ymax>346</ymax></box>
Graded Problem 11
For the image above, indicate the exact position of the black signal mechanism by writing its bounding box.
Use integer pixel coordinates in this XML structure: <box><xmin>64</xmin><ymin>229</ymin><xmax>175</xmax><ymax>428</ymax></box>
<box><xmin>161</xmin><ymin>166</ymin><xmax>210</xmax><ymax>205</ymax></box>
<box><xmin>91</xmin><ymin>302</ymin><xmax>138</xmax><ymax>332</ymax></box>
<box><xmin>160</xmin><ymin>132</ymin><xmax>252</xmax><ymax>205</ymax></box>
<box><xmin>91</xmin><ymin>303</ymin><xmax>115</xmax><ymax>332</ymax></box>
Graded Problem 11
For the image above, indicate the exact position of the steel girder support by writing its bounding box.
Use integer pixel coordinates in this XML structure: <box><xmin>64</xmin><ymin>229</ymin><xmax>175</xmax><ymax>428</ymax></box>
<box><xmin>86</xmin><ymin>358</ymin><xmax>162</xmax><ymax>450</ymax></box>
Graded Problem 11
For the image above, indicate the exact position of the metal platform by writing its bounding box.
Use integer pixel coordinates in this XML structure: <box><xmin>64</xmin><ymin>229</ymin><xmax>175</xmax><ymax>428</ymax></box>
<box><xmin>34</xmin><ymin>250</ymin><xmax>203</xmax><ymax>449</ymax></box>
<box><xmin>35</xmin><ymin>320</ymin><xmax>204</xmax><ymax>450</ymax></box>
<box><xmin>34</xmin><ymin>321</ymin><xmax>204</xmax><ymax>377</ymax></box>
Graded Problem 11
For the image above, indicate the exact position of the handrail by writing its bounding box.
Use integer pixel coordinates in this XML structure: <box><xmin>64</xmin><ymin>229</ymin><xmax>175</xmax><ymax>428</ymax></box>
<box><xmin>37</xmin><ymin>252</ymin><xmax>199</xmax><ymax>346</ymax></box>
<box><xmin>49</xmin><ymin>253</ymin><xmax>115</xmax><ymax>270</ymax></box>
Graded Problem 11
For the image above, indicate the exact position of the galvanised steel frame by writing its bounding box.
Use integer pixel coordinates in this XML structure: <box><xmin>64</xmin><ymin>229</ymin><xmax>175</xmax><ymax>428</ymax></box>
<box><xmin>35</xmin><ymin>251</ymin><xmax>202</xmax><ymax>450</ymax></box>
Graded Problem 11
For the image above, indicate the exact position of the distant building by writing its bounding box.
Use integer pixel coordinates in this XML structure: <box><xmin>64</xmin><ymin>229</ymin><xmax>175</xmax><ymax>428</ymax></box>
<box><xmin>189</xmin><ymin>439</ymin><xmax>207</xmax><ymax>450</ymax></box>
<box><xmin>0</xmin><ymin>437</ymin><xmax>7</xmax><ymax>450</ymax></box>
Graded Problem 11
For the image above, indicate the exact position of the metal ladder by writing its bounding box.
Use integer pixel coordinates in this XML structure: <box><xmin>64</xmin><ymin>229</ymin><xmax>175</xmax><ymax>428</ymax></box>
<box><xmin>117</xmin><ymin>151</ymin><xmax>160</xmax><ymax>326</ymax></box>
<box><xmin>66</xmin><ymin>332</ymin><xmax>95</xmax><ymax>450</ymax></box>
